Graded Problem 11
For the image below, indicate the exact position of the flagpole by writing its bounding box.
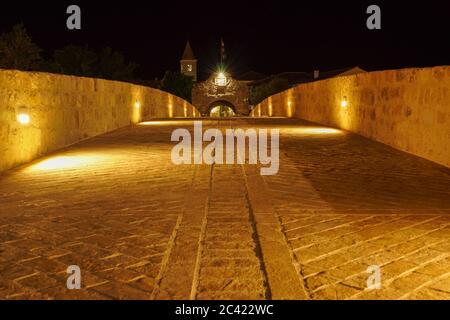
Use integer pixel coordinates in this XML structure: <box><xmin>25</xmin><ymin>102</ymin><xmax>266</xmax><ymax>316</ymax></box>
<box><xmin>220</xmin><ymin>37</ymin><xmax>225</xmax><ymax>67</ymax></box>
<box><xmin>220</xmin><ymin>38</ymin><xmax>222</xmax><ymax>66</ymax></box>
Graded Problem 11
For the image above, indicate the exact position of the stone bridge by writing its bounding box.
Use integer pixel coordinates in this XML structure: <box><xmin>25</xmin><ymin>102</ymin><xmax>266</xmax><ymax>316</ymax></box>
<box><xmin>0</xmin><ymin>67</ymin><xmax>449</xmax><ymax>300</ymax></box>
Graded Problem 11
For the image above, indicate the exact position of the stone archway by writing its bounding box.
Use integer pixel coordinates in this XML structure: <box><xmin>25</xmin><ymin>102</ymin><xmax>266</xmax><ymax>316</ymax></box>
<box><xmin>208</xmin><ymin>100</ymin><xmax>236</xmax><ymax>117</ymax></box>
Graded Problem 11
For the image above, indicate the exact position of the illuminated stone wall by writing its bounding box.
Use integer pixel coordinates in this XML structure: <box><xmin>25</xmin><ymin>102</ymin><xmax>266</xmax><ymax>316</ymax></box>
<box><xmin>251</xmin><ymin>66</ymin><xmax>450</xmax><ymax>168</ymax></box>
<box><xmin>0</xmin><ymin>69</ymin><xmax>200</xmax><ymax>172</ymax></box>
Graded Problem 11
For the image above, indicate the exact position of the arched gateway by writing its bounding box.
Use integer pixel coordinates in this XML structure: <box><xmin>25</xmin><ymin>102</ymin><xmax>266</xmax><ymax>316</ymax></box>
<box><xmin>208</xmin><ymin>100</ymin><xmax>236</xmax><ymax>117</ymax></box>
<box><xmin>192</xmin><ymin>74</ymin><xmax>250</xmax><ymax>116</ymax></box>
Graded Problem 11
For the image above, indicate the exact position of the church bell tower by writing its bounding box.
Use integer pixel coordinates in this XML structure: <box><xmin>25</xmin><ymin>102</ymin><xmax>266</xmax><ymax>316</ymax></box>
<box><xmin>180</xmin><ymin>41</ymin><xmax>197</xmax><ymax>81</ymax></box>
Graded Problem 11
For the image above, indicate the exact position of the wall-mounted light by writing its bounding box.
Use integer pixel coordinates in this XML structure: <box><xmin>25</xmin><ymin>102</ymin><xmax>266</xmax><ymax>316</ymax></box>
<box><xmin>135</xmin><ymin>101</ymin><xmax>141</xmax><ymax>109</ymax></box>
<box><xmin>17</xmin><ymin>107</ymin><xmax>30</xmax><ymax>125</ymax></box>
<box><xmin>341</xmin><ymin>96</ymin><xmax>348</xmax><ymax>108</ymax></box>
<box><xmin>214</xmin><ymin>72</ymin><xmax>227</xmax><ymax>87</ymax></box>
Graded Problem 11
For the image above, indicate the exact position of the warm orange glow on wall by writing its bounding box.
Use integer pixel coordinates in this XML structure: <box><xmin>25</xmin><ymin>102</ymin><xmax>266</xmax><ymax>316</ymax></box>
<box><xmin>268</xmin><ymin>97</ymin><xmax>273</xmax><ymax>117</ymax></box>
<box><xmin>168</xmin><ymin>95</ymin><xmax>174</xmax><ymax>118</ymax></box>
<box><xmin>132</xmin><ymin>99</ymin><xmax>141</xmax><ymax>124</ymax></box>
<box><xmin>286</xmin><ymin>100</ymin><xmax>294</xmax><ymax>117</ymax></box>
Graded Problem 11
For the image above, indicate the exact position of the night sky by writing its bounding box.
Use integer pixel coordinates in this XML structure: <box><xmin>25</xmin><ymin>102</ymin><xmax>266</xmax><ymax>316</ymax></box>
<box><xmin>1</xmin><ymin>1</ymin><xmax>449</xmax><ymax>80</ymax></box>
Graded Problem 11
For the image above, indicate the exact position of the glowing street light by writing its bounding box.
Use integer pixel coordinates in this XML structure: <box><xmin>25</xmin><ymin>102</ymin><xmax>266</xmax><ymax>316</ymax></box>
<box><xmin>17</xmin><ymin>107</ymin><xmax>30</xmax><ymax>125</ymax></box>
<box><xmin>17</xmin><ymin>113</ymin><xmax>30</xmax><ymax>125</ymax></box>
<box><xmin>214</xmin><ymin>71</ymin><xmax>227</xmax><ymax>86</ymax></box>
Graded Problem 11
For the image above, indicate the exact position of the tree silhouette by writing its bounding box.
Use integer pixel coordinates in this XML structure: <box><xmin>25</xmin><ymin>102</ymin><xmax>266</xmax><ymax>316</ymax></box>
<box><xmin>249</xmin><ymin>77</ymin><xmax>290</xmax><ymax>105</ymax></box>
<box><xmin>97</xmin><ymin>47</ymin><xmax>137</xmax><ymax>81</ymax></box>
<box><xmin>160</xmin><ymin>71</ymin><xmax>194</xmax><ymax>102</ymax></box>
<box><xmin>50</xmin><ymin>45</ymin><xmax>137</xmax><ymax>81</ymax></box>
<box><xmin>0</xmin><ymin>23</ymin><xmax>42</xmax><ymax>71</ymax></box>
<box><xmin>52</xmin><ymin>45</ymin><xmax>97</xmax><ymax>77</ymax></box>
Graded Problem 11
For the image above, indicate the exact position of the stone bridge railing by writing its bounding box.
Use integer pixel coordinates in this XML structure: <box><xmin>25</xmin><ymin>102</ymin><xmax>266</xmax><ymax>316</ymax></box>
<box><xmin>0</xmin><ymin>70</ymin><xmax>200</xmax><ymax>172</ymax></box>
<box><xmin>251</xmin><ymin>66</ymin><xmax>450</xmax><ymax>168</ymax></box>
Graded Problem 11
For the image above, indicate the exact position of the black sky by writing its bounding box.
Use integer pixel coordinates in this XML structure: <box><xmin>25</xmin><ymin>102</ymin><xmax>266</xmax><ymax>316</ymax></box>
<box><xmin>1</xmin><ymin>0</ymin><xmax>449</xmax><ymax>80</ymax></box>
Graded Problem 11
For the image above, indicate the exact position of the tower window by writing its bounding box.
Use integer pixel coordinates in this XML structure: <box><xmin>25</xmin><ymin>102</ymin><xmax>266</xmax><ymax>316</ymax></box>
<box><xmin>186</xmin><ymin>64</ymin><xmax>193</xmax><ymax>72</ymax></box>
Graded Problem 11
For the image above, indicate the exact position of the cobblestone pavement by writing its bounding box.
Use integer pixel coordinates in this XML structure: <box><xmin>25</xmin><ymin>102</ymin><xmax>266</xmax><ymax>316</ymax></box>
<box><xmin>0</xmin><ymin>118</ymin><xmax>449</xmax><ymax>300</ymax></box>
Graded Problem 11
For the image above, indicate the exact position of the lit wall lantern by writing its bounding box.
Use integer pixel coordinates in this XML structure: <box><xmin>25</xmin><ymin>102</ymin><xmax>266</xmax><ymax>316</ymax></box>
<box><xmin>135</xmin><ymin>101</ymin><xmax>141</xmax><ymax>109</ymax></box>
<box><xmin>17</xmin><ymin>107</ymin><xmax>30</xmax><ymax>125</ymax></box>
<box><xmin>214</xmin><ymin>72</ymin><xmax>227</xmax><ymax>87</ymax></box>
<box><xmin>341</xmin><ymin>96</ymin><xmax>348</xmax><ymax>108</ymax></box>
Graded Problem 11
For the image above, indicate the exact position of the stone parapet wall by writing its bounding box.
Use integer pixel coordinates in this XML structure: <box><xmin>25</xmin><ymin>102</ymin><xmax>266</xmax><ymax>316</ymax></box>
<box><xmin>0</xmin><ymin>69</ymin><xmax>200</xmax><ymax>172</ymax></box>
<box><xmin>251</xmin><ymin>66</ymin><xmax>450</xmax><ymax>168</ymax></box>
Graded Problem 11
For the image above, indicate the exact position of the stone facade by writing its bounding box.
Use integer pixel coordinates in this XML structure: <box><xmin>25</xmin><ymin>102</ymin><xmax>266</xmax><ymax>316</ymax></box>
<box><xmin>251</xmin><ymin>66</ymin><xmax>450</xmax><ymax>168</ymax></box>
<box><xmin>0</xmin><ymin>69</ymin><xmax>200</xmax><ymax>172</ymax></box>
<box><xmin>192</xmin><ymin>74</ymin><xmax>251</xmax><ymax>116</ymax></box>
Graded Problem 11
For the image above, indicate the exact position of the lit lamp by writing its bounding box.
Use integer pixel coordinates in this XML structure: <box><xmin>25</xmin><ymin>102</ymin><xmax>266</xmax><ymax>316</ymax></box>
<box><xmin>17</xmin><ymin>107</ymin><xmax>30</xmax><ymax>125</ymax></box>
<box><xmin>341</xmin><ymin>96</ymin><xmax>348</xmax><ymax>108</ymax></box>
<box><xmin>135</xmin><ymin>101</ymin><xmax>141</xmax><ymax>109</ymax></box>
<box><xmin>214</xmin><ymin>72</ymin><xmax>227</xmax><ymax>86</ymax></box>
